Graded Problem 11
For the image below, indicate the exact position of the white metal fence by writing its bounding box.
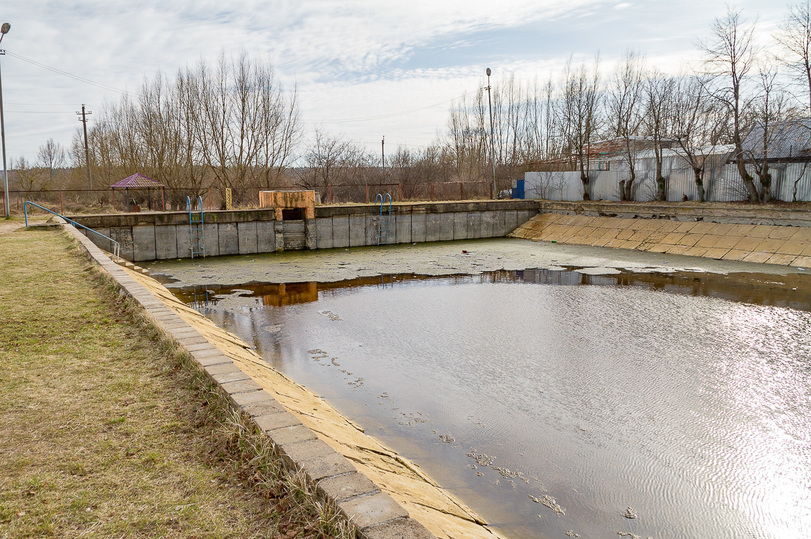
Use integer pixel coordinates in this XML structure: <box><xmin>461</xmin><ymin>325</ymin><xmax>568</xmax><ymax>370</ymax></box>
<box><xmin>524</xmin><ymin>156</ymin><xmax>811</xmax><ymax>202</ymax></box>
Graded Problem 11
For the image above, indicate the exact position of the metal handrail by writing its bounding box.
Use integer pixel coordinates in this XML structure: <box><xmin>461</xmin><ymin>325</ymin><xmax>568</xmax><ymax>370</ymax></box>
<box><xmin>24</xmin><ymin>201</ymin><xmax>121</xmax><ymax>260</ymax></box>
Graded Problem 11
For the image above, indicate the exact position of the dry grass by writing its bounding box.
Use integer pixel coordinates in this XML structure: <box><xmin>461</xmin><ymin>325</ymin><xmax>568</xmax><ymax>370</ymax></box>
<box><xmin>0</xmin><ymin>228</ymin><xmax>351</xmax><ymax>538</ymax></box>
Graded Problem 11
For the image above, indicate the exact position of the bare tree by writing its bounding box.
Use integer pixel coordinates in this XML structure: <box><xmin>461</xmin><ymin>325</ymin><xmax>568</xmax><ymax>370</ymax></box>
<box><xmin>700</xmin><ymin>6</ymin><xmax>760</xmax><ymax>202</ymax></box>
<box><xmin>644</xmin><ymin>70</ymin><xmax>675</xmax><ymax>201</ymax></box>
<box><xmin>295</xmin><ymin>129</ymin><xmax>371</xmax><ymax>201</ymax></box>
<box><xmin>558</xmin><ymin>56</ymin><xmax>601</xmax><ymax>200</ymax></box>
<box><xmin>607</xmin><ymin>52</ymin><xmax>646</xmax><ymax>200</ymax></box>
<box><xmin>37</xmin><ymin>138</ymin><xmax>66</xmax><ymax>187</ymax></box>
<box><xmin>746</xmin><ymin>66</ymin><xmax>795</xmax><ymax>202</ymax></box>
<box><xmin>777</xmin><ymin>0</ymin><xmax>811</xmax><ymax>112</ymax></box>
<box><xmin>671</xmin><ymin>74</ymin><xmax>728</xmax><ymax>202</ymax></box>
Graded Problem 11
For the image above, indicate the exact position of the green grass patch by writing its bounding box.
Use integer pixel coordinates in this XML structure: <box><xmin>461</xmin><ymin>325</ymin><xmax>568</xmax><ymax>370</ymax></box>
<box><xmin>0</xmin><ymin>228</ymin><xmax>351</xmax><ymax>538</ymax></box>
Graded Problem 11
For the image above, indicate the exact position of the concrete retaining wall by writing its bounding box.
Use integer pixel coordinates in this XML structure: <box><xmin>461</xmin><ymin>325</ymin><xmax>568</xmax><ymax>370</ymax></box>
<box><xmin>69</xmin><ymin>201</ymin><xmax>539</xmax><ymax>262</ymax></box>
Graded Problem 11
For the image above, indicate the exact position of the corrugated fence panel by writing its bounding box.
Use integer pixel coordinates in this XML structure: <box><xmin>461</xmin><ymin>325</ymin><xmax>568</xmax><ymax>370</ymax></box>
<box><xmin>524</xmin><ymin>160</ymin><xmax>811</xmax><ymax>202</ymax></box>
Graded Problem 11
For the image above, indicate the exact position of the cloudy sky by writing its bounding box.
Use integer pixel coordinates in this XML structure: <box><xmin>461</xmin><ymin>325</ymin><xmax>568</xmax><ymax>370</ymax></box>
<box><xmin>0</xmin><ymin>1</ymin><xmax>788</xmax><ymax>165</ymax></box>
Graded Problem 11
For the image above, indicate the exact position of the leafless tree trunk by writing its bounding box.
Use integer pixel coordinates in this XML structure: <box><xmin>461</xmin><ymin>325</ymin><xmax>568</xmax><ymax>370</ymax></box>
<box><xmin>558</xmin><ymin>56</ymin><xmax>601</xmax><ymax>201</ymax></box>
<box><xmin>644</xmin><ymin>70</ymin><xmax>675</xmax><ymax>201</ymax></box>
<box><xmin>777</xmin><ymin>0</ymin><xmax>811</xmax><ymax>113</ymax></box>
<box><xmin>607</xmin><ymin>52</ymin><xmax>646</xmax><ymax>200</ymax></box>
<box><xmin>670</xmin><ymin>74</ymin><xmax>727</xmax><ymax>202</ymax></box>
<box><xmin>700</xmin><ymin>6</ymin><xmax>759</xmax><ymax>202</ymax></box>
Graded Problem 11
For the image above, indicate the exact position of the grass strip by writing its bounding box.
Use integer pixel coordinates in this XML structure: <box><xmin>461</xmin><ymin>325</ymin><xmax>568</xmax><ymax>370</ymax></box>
<box><xmin>0</xmin><ymin>227</ymin><xmax>350</xmax><ymax>538</ymax></box>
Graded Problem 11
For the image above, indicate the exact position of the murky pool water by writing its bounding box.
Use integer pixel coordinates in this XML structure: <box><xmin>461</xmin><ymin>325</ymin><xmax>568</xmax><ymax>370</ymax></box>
<box><xmin>167</xmin><ymin>269</ymin><xmax>811</xmax><ymax>538</ymax></box>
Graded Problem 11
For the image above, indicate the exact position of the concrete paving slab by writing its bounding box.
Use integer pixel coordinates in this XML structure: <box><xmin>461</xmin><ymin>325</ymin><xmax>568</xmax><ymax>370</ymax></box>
<box><xmin>361</xmin><ymin>518</ymin><xmax>435</xmax><ymax>539</ymax></box>
<box><xmin>317</xmin><ymin>472</ymin><xmax>380</xmax><ymax>503</ymax></box>
<box><xmin>339</xmin><ymin>492</ymin><xmax>409</xmax><ymax>531</ymax></box>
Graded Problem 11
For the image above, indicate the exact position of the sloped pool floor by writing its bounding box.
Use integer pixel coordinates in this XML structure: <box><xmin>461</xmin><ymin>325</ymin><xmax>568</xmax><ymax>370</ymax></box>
<box><xmin>148</xmin><ymin>239</ymin><xmax>811</xmax><ymax>538</ymax></box>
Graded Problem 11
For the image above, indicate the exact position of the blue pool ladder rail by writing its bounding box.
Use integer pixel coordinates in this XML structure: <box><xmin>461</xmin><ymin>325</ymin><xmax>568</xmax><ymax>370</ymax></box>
<box><xmin>187</xmin><ymin>195</ymin><xmax>205</xmax><ymax>258</ymax></box>
<box><xmin>375</xmin><ymin>193</ymin><xmax>392</xmax><ymax>245</ymax></box>
<box><xmin>24</xmin><ymin>201</ymin><xmax>121</xmax><ymax>260</ymax></box>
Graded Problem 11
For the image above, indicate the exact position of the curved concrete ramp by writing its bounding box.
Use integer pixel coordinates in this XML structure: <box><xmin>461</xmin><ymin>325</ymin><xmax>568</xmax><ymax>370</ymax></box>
<box><xmin>510</xmin><ymin>213</ymin><xmax>811</xmax><ymax>268</ymax></box>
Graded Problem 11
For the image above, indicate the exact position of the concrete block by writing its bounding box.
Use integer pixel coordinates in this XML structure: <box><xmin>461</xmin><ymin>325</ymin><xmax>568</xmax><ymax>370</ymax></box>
<box><xmin>466</xmin><ymin>212</ymin><xmax>482</xmax><ymax>238</ymax></box>
<box><xmin>155</xmin><ymin>225</ymin><xmax>178</xmax><ymax>260</ymax></box>
<box><xmin>394</xmin><ymin>214</ymin><xmax>411</xmax><ymax>244</ymax></box>
<box><xmin>184</xmin><ymin>342</ymin><xmax>218</xmax><ymax>352</ymax></box>
<box><xmin>438</xmin><ymin>213</ymin><xmax>454</xmax><ymax>241</ymax></box>
<box><xmin>269</xmin><ymin>424</ymin><xmax>318</xmax><ymax>446</ymax></box>
<box><xmin>231</xmin><ymin>389</ymin><xmax>276</xmax><ymax>407</ymax></box>
<box><xmin>411</xmin><ymin>213</ymin><xmax>427</xmax><ymax>243</ymax></box>
<box><xmin>211</xmin><ymin>369</ymin><xmax>251</xmax><ymax>385</ymax></box>
<box><xmin>332</xmin><ymin>216</ymin><xmax>350</xmax><ymax>248</ymax></box>
<box><xmin>175</xmin><ymin>334</ymin><xmax>209</xmax><ymax>346</ymax></box>
<box><xmin>425</xmin><ymin>213</ymin><xmax>442</xmax><ymax>242</ymax></box>
<box><xmin>504</xmin><ymin>210</ymin><xmax>519</xmax><ymax>235</ymax></box>
<box><xmin>274</xmin><ymin>221</ymin><xmax>285</xmax><ymax>251</ymax></box>
<box><xmin>317</xmin><ymin>472</ymin><xmax>379</xmax><ymax>503</ymax></box>
<box><xmin>111</xmin><ymin>227</ymin><xmax>134</xmax><ymax>261</ymax></box>
<box><xmin>132</xmin><ymin>225</ymin><xmax>157</xmax><ymax>262</ymax></box>
<box><xmin>305</xmin><ymin>219</ymin><xmax>317</xmax><ymax>249</ymax></box>
<box><xmin>254</xmin><ymin>411</ymin><xmax>302</xmax><ymax>432</ymax></box>
<box><xmin>203</xmin><ymin>223</ymin><xmax>220</xmax><ymax>257</ymax></box>
<box><xmin>195</xmin><ymin>353</ymin><xmax>233</xmax><ymax>367</ymax></box>
<box><xmin>366</xmin><ymin>215</ymin><xmax>381</xmax><ymax>246</ymax></box>
<box><xmin>176</xmin><ymin>224</ymin><xmax>191</xmax><ymax>258</ymax></box>
<box><xmin>349</xmin><ymin>215</ymin><xmax>367</xmax><ymax>247</ymax></box>
<box><xmin>452</xmin><ymin>212</ymin><xmax>468</xmax><ymax>240</ymax></box>
<box><xmin>219</xmin><ymin>223</ymin><xmax>239</xmax><ymax>255</ymax></box>
<box><xmin>280</xmin><ymin>438</ymin><xmax>338</xmax><ymax>466</ymax></box>
<box><xmin>257</xmin><ymin>220</ymin><xmax>276</xmax><ymax>253</ymax></box>
<box><xmin>242</xmin><ymin>398</ymin><xmax>286</xmax><ymax>418</ymax></box>
<box><xmin>315</xmin><ymin>217</ymin><xmax>333</xmax><ymax>249</ymax></box>
<box><xmin>219</xmin><ymin>379</ymin><xmax>263</xmax><ymax>395</ymax></box>
<box><xmin>338</xmin><ymin>492</ymin><xmax>409</xmax><ymax>531</ymax></box>
<box><xmin>481</xmin><ymin>211</ymin><xmax>497</xmax><ymax>237</ymax></box>
<box><xmin>203</xmin><ymin>362</ymin><xmax>239</xmax><ymax>376</ymax></box>
<box><xmin>296</xmin><ymin>451</ymin><xmax>357</xmax><ymax>482</ymax></box>
<box><xmin>361</xmin><ymin>519</ymin><xmax>435</xmax><ymax>539</ymax></box>
<box><xmin>237</xmin><ymin>221</ymin><xmax>258</xmax><ymax>254</ymax></box>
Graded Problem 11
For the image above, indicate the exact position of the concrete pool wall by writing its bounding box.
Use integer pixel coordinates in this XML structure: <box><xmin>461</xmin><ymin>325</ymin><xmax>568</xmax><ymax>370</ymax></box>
<box><xmin>68</xmin><ymin>200</ymin><xmax>539</xmax><ymax>262</ymax></box>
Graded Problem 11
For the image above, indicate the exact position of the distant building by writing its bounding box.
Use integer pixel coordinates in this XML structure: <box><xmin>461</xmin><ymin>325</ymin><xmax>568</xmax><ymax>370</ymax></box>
<box><xmin>739</xmin><ymin>119</ymin><xmax>811</xmax><ymax>163</ymax></box>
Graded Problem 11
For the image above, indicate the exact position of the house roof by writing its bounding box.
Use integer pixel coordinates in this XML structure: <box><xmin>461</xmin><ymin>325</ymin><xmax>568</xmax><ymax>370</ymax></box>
<box><xmin>110</xmin><ymin>173</ymin><xmax>164</xmax><ymax>189</ymax></box>
<box><xmin>741</xmin><ymin>119</ymin><xmax>811</xmax><ymax>160</ymax></box>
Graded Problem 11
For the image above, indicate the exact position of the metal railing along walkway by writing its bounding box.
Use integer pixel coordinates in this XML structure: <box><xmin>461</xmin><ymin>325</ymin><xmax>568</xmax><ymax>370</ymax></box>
<box><xmin>24</xmin><ymin>201</ymin><xmax>121</xmax><ymax>260</ymax></box>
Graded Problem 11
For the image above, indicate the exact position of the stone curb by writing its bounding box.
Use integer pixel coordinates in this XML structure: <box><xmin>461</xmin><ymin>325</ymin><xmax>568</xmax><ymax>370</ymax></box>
<box><xmin>58</xmin><ymin>218</ymin><xmax>437</xmax><ymax>539</ymax></box>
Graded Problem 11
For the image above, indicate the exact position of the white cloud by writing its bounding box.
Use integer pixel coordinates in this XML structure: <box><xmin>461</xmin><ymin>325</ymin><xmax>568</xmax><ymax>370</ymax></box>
<box><xmin>0</xmin><ymin>0</ymin><xmax>792</xmax><ymax>162</ymax></box>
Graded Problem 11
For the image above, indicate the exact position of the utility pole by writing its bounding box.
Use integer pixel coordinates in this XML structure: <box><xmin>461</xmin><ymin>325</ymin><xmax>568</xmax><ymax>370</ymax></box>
<box><xmin>381</xmin><ymin>135</ymin><xmax>385</xmax><ymax>170</ymax></box>
<box><xmin>76</xmin><ymin>104</ymin><xmax>92</xmax><ymax>191</ymax></box>
<box><xmin>0</xmin><ymin>22</ymin><xmax>10</xmax><ymax>218</ymax></box>
<box><xmin>486</xmin><ymin>68</ymin><xmax>497</xmax><ymax>199</ymax></box>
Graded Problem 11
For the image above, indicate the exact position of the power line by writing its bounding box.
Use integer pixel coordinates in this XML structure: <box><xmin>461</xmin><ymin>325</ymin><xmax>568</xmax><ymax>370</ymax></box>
<box><xmin>304</xmin><ymin>90</ymin><xmax>473</xmax><ymax>125</ymax></box>
<box><xmin>5</xmin><ymin>51</ymin><xmax>137</xmax><ymax>97</ymax></box>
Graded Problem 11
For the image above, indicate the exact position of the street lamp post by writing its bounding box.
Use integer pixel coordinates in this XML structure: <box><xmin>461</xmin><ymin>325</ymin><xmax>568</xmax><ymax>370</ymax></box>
<box><xmin>0</xmin><ymin>22</ymin><xmax>10</xmax><ymax>218</ymax></box>
<box><xmin>485</xmin><ymin>67</ymin><xmax>497</xmax><ymax>199</ymax></box>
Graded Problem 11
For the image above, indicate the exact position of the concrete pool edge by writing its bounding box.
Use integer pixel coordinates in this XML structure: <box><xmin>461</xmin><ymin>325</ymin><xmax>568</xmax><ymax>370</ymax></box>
<box><xmin>61</xmin><ymin>218</ymin><xmax>501</xmax><ymax>539</ymax></box>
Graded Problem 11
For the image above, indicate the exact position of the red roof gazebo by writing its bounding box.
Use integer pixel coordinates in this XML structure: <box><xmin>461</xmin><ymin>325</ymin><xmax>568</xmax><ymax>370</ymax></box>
<box><xmin>110</xmin><ymin>173</ymin><xmax>166</xmax><ymax>212</ymax></box>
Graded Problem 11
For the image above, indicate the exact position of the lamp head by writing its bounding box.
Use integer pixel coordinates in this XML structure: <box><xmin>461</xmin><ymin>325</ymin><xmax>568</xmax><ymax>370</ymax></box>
<box><xmin>0</xmin><ymin>23</ymin><xmax>10</xmax><ymax>35</ymax></box>
<box><xmin>486</xmin><ymin>67</ymin><xmax>491</xmax><ymax>77</ymax></box>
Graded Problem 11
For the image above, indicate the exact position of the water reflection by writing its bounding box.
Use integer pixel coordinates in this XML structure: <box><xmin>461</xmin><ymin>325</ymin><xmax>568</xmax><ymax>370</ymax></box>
<box><xmin>169</xmin><ymin>269</ymin><xmax>811</xmax><ymax>539</ymax></box>
<box><xmin>171</xmin><ymin>267</ymin><xmax>811</xmax><ymax>312</ymax></box>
